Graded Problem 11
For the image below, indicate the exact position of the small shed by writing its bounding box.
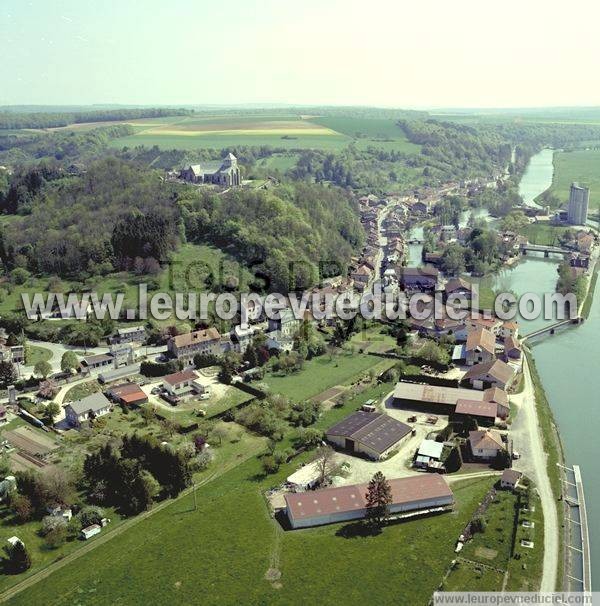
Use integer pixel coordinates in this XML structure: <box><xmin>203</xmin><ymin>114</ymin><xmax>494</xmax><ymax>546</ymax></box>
<box><xmin>80</xmin><ymin>524</ymin><xmax>101</xmax><ymax>540</ymax></box>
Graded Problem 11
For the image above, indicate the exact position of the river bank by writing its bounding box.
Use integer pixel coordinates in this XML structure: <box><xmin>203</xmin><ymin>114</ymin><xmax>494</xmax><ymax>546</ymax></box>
<box><xmin>516</xmin><ymin>148</ymin><xmax>598</xmax><ymax>590</ymax></box>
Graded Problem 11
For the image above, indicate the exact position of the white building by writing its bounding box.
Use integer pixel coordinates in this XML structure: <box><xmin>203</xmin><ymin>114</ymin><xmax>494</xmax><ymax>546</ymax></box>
<box><xmin>285</xmin><ymin>474</ymin><xmax>454</xmax><ymax>529</ymax></box>
<box><xmin>567</xmin><ymin>182</ymin><xmax>589</xmax><ymax>226</ymax></box>
<box><xmin>64</xmin><ymin>393</ymin><xmax>113</xmax><ymax>427</ymax></box>
<box><xmin>162</xmin><ymin>369</ymin><xmax>204</xmax><ymax>398</ymax></box>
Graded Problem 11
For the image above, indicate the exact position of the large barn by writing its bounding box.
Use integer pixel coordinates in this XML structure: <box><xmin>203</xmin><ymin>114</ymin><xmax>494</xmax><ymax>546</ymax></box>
<box><xmin>284</xmin><ymin>474</ymin><xmax>454</xmax><ymax>529</ymax></box>
<box><xmin>325</xmin><ymin>411</ymin><xmax>412</xmax><ymax>460</ymax></box>
<box><xmin>392</xmin><ymin>381</ymin><xmax>509</xmax><ymax>419</ymax></box>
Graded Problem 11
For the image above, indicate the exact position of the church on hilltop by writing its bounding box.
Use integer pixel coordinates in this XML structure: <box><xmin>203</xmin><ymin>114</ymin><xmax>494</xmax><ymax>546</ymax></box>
<box><xmin>179</xmin><ymin>153</ymin><xmax>241</xmax><ymax>187</ymax></box>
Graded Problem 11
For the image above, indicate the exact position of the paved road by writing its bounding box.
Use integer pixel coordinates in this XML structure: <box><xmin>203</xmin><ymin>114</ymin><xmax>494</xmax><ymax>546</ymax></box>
<box><xmin>21</xmin><ymin>340</ymin><xmax>167</xmax><ymax>375</ymax></box>
<box><xmin>510</xmin><ymin>356</ymin><xmax>559</xmax><ymax>591</ymax></box>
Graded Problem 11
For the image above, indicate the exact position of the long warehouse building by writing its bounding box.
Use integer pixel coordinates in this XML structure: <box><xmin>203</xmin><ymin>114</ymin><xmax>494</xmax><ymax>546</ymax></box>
<box><xmin>285</xmin><ymin>474</ymin><xmax>454</xmax><ymax>529</ymax></box>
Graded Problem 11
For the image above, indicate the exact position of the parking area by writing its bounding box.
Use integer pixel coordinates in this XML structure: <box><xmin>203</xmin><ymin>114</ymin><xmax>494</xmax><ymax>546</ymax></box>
<box><xmin>328</xmin><ymin>388</ymin><xmax>451</xmax><ymax>486</ymax></box>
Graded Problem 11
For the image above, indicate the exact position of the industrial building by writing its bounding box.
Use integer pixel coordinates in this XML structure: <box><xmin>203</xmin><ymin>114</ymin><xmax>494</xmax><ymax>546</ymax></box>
<box><xmin>284</xmin><ymin>474</ymin><xmax>454</xmax><ymax>529</ymax></box>
<box><xmin>325</xmin><ymin>411</ymin><xmax>412</xmax><ymax>460</ymax></box>
<box><xmin>567</xmin><ymin>182</ymin><xmax>589</xmax><ymax>225</ymax></box>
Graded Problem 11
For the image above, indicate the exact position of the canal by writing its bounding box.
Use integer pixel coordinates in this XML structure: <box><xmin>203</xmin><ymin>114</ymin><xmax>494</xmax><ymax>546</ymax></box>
<box><xmin>515</xmin><ymin>148</ymin><xmax>599</xmax><ymax>588</ymax></box>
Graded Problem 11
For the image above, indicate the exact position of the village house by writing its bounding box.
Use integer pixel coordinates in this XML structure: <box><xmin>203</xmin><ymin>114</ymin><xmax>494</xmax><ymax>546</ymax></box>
<box><xmin>325</xmin><ymin>411</ymin><xmax>412</xmax><ymax>460</ymax></box>
<box><xmin>284</xmin><ymin>474</ymin><xmax>454</xmax><ymax>529</ymax></box>
<box><xmin>351</xmin><ymin>264</ymin><xmax>373</xmax><ymax>290</ymax></box>
<box><xmin>500</xmin><ymin>320</ymin><xmax>519</xmax><ymax>339</ymax></box>
<box><xmin>444</xmin><ymin>277</ymin><xmax>473</xmax><ymax>303</ymax></box>
<box><xmin>465</xmin><ymin>327</ymin><xmax>496</xmax><ymax>366</ymax></box>
<box><xmin>179</xmin><ymin>153</ymin><xmax>241</xmax><ymax>187</ymax></box>
<box><xmin>485</xmin><ymin>387</ymin><xmax>510</xmax><ymax>419</ymax></box>
<box><xmin>463</xmin><ymin>359</ymin><xmax>515</xmax><ymax>390</ymax></box>
<box><xmin>400</xmin><ymin>266</ymin><xmax>439</xmax><ymax>291</ymax></box>
<box><xmin>466</xmin><ymin>313</ymin><xmax>503</xmax><ymax>336</ymax></box>
<box><xmin>81</xmin><ymin>353</ymin><xmax>114</xmax><ymax>372</ymax></box>
<box><xmin>0</xmin><ymin>344</ymin><xmax>24</xmax><ymax>365</ymax></box>
<box><xmin>468</xmin><ymin>429</ymin><xmax>506</xmax><ymax>460</ymax></box>
<box><xmin>111</xmin><ymin>325</ymin><xmax>146</xmax><ymax>345</ymax></box>
<box><xmin>267</xmin><ymin>308</ymin><xmax>301</xmax><ymax>339</ymax></box>
<box><xmin>64</xmin><ymin>393</ymin><xmax>113</xmax><ymax>428</ymax></box>
<box><xmin>162</xmin><ymin>369</ymin><xmax>204</xmax><ymax>398</ymax></box>
<box><xmin>503</xmin><ymin>336</ymin><xmax>522</xmax><ymax>363</ymax></box>
<box><xmin>167</xmin><ymin>328</ymin><xmax>222</xmax><ymax>363</ymax></box>
<box><xmin>500</xmin><ymin>469</ymin><xmax>523</xmax><ymax>490</ymax></box>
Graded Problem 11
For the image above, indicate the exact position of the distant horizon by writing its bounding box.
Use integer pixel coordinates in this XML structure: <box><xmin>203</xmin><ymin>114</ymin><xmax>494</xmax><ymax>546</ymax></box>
<box><xmin>3</xmin><ymin>103</ymin><xmax>600</xmax><ymax>113</ymax></box>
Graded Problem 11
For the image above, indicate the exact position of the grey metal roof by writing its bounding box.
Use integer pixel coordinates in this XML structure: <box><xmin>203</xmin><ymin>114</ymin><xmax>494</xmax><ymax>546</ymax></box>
<box><xmin>327</xmin><ymin>411</ymin><xmax>411</xmax><ymax>455</ymax></box>
<box><xmin>66</xmin><ymin>392</ymin><xmax>111</xmax><ymax>415</ymax></box>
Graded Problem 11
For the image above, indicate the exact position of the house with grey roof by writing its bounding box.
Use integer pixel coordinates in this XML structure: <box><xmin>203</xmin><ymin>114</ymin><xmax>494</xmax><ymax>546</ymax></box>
<box><xmin>179</xmin><ymin>153</ymin><xmax>241</xmax><ymax>187</ymax></box>
<box><xmin>64</xmin><ymin>393</ymin><xmax>113</xmax><ymax>428</ymax></box>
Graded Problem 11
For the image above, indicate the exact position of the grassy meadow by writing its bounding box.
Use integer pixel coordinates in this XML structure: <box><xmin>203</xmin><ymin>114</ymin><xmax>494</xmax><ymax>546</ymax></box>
<box><xmin>3</xmin><ymin>452</ymin><xmax>495</xmax><ymax>606</ymax></box>
<box><xmin>312</xmin><ymin>116</ymin><xmax>421</xmax><ymax>153</ymax></box>
<box><xmin>262</xmin><ymin>351</ymin><xmax>394</xmax><ymax>401</ymax></box>
<box><xmin>547</xmin><ymin>149</ymin><xmax>600</xmax><ymax>210</ymax></box>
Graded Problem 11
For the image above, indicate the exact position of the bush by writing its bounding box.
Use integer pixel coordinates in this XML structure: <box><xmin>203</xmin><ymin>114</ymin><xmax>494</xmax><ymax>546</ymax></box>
<box><xmin>140</xmin><ymin>360</ymin><xmax>179</xmax><ymax>377</ymax></box>
<box><xmin>40</xmin><ymin>515</ymin><xmax>67</xmax><ymax>537</ymax></box>
<box><xmin>471</xmin><ymin>515</ymin><xmax>486</xmax><ymax>534</ymax></box>
<box><xmin>77</xmin><ymin>506</ymin><xmax>104</xmax><ymax>529</ymax></box>
<box><xmin>44</xmin><ymin>524</ymin><xmax>67</xmax><ymax>549</ymax></box>
<box><xmin>10</xmin><ymin>268</ymin><xmax>30</xmax><ymax>285</ymax></box>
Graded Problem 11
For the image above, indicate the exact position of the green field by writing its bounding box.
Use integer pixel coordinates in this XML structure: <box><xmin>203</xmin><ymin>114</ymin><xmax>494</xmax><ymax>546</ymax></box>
<box><xmin>312</xmin><ymin>116</ymin><xmax>421</xmax><ymax>153</ymax></box>
<box><xmin>107</xmin><ymin>114</ymin><xmax>352</xmax><ymax>151</ymax></box>
<box><xmin>547</xmin><ymin>149</ymin><xmax>600</xmax><ymax>209</ymax></box>
<box><xmin>262</xmin><ymin>352</ymin><xmax>394</xmax><ymax>401</ymax></box>
<box><xmin>520</xmin><ymin>223</ymin><xmax>572</xmax><ymax>246</ymax></box>
<box><xmin>0</xmin><ymin>243</ymin><xmax>252</xmax><ymax>325</ymax></box>
<box><xmin>4</xmin><ymin>454</ymin><xmax>494</xmax><ymax>605</ymax></box>
<box><xmin>256</xmin><ymin>153</ymin><xmax>301</xmax><ymax>172</ymax></box>
<box><xmin>26</xmin><ymin>345</ymin><xmax>52</xmax><ymax>366</ymax></box>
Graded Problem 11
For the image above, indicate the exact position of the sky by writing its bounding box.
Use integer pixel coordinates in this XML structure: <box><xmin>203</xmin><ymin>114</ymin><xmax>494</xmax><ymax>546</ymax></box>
<box><xmin>1</xmin><ymin>0</ymin><xmax>599</xmax><ymax>109</ymax></box>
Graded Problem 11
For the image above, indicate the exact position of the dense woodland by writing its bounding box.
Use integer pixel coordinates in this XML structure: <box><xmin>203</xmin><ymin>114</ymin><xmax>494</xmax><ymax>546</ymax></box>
<box><xmin>0</xmin><ymin>158</ymin><xmax>363</xmax><ymax>292</ymax></box>
<box><xmin>0</xmin><ymin>107</ymin><xmax>191</xmax><ymax>130</ymax></box>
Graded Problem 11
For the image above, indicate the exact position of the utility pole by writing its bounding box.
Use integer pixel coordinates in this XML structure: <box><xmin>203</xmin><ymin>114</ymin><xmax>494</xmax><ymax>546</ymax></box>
<box><xmin>193</xmin><ymin>483</ymin><xmax>197</xmax><ymax>511</ymax></box>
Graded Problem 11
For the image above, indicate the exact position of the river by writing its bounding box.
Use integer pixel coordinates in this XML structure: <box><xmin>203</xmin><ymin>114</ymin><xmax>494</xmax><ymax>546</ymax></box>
<box><xmin>519</xmin><ymin>148</ymin><xmax>555</xmax><ymax>208</ymax></box>
<box><xmin>511</xmin><ymin>148</ymin><xmax>599</xmax><ymax>588</ymax></box>
<box><xmin>406</xmin><ymin>208</ymin><xmax>494</xmax><ymax>266</ymax></box>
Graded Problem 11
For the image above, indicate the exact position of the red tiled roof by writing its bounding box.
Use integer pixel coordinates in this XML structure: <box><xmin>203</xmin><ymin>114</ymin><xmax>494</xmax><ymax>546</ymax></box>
<box><xmin>466</xmin><ymin>327</ymin><xmax>496</xmax><ymax>355</ymax></box>
<box><xmin>285</xmin><ymin>475</ymin><xmax>453</xmax><ymax>521</ymax></box>
<box><xmin>163</xmin><ymin>369</ymin><xmax>199</xmax><ymax>386</ymax></box>
<box><xmin>171</xmin><ymin>328</ymin><xmax>221</xmax><ymax>348</ymax></box>
<box><xmin>463</xmin><ymin>359</ymin><xmax>514</xmax><ymax>385</ymax></box>
<box><xmin>455</xmin><ymin>399</ymin><xmax>497</xmax><ymax>419</ymax></box>
<box><xmin>107</xmin><ymin>383</ymin><xmax>147</xmax><ymax>404</ymax></box>
<box><xmin>469</xmin><ymin>429</ymin><xmax>505</xmax><ymax>451</ymax></box>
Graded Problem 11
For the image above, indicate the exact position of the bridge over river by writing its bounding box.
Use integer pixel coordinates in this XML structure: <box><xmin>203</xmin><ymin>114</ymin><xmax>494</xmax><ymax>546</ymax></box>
<box><xmin>519</xmin><ymin>243</ymin><xmax>572</xmax><ymax>258</ymax></box>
